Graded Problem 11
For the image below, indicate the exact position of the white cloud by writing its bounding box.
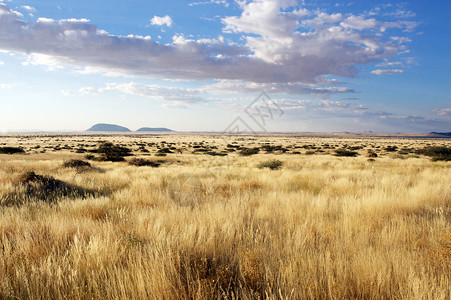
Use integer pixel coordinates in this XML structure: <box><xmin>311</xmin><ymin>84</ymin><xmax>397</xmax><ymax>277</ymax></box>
<box><xmin>340</xmin><ymin>15</ymin><xmax>378</xmax><ymax>30</ymax></box>
<box><xmin>0</xmin><ymin>1</ymin><xmax>416</xmax><ymax>94</ymax></box>
<box><xmin>205</xmin><ymin>80</ymin><xmax>355</xmax><ymax>95</ymax></box>
<box><xmin>432</xmin><ymin>107</ymin><xmax>451</xmax><ymax>116</ymax></box>
<box><xmin>189</xmin><ymin>0</ymin><xmax>229</xmax><ymax>7</ymax></box>
<box><xmin>375</xmin><ymin>60</ymin><xmax>403</xmax><ymax>67</ymax></box>
<box><xmin>371</xmin><ymin>69</ymin><xmax>404</xmax><ymax>75</ymax></box>
<box><xmin>77</xmin><ymin>82</ymin><xmax>204</xmax><ymax>104</ymax></box>
<box><xmin>0</xmin><ymin>61</ymin><xmax>4</xmax><ymax>65</ymax></box>
<box><xmin>20</xmin><ymin>5</ymin><xmax>36</xmax><ymax>12</ymax></box>
<box><xmin>150</xmin><ymin>15</ymin><xmax>173</xmax><ymax>27</ymax></box>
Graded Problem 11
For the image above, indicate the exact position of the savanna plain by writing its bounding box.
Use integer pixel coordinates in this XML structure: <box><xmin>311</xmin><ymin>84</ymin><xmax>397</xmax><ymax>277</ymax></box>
<box><xmin>0</xmin><ymin>134</ymin><xmax>450</xmax><ymax>299</ymax></box>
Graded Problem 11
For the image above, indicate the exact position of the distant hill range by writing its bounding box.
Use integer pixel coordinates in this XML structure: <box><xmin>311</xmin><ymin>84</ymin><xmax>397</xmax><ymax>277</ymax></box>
<box><xmin>87</xmin><ymin>124</ymin><xmax>131</xmax><ymax>132</ymax></box>
<box><xmin>86</xmin><ymin>123</ymin><xmax>173</xmax><ymax>132</ymax></box>
<box><xmin>136</xmin><ymin>127</ymin><xmax>173</xmax><ymax>132</ymax></box>
<box><xmin>427</xmin><ymin>132</ymin><xmax>451</xmax><ymax>138</ymax></box>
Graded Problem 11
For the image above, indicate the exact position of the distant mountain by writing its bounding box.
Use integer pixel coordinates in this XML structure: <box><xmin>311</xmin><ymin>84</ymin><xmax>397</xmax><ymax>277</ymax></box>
<box><xmin>428</xmin><ymin>132</ymin><xmax>451</xmax><ymax>137</ymax></box>
<box><xmin>136</xmin><ymin>127</ymin><xmax>174</xmax><ymax>132</ymax></box>
<box><xmin>87</xmin><ymin>123</ymin><xmax>131</xmax><ymax>132</ymax></box>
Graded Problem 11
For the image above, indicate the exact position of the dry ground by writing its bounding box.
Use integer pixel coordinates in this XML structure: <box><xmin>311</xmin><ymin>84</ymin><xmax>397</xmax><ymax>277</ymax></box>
<box><xmin>0</xmin><ymin>134</ymin><xmax>450</xmax><ymax>299</ymax></box>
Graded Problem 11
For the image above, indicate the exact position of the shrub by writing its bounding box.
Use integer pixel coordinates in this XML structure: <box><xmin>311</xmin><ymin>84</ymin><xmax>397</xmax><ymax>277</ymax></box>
<box><xmin>63</xmin><ymin>159</ymin><xmax>91</xmax><ymax>168</ymax></box>
<box><xmin>158</xmin><ymin>148</ymin><xmax>173</xmax><ymax>154</ymax></box>
<box><xmin>257</xmin><ymin>159</ymin><xmax>283</xmax><ymax>170</ymax></box>
<box><xmin>416</xmin><ymin>146</ymin><xmax>451</xmax><ymax>161</ymax></box>
<box><xmin>96</xmin><ymin>142</ymin><xmax>133</xmax><ymax>162</ymax></box>
<box><xmin>385</xmin><ymin>146</ymin><xmax>398</xmax><ymax>152</ymax></box>
<box><xmin>155</xmin><ymin>153</ymin><xmax>167</xmax><ymax>157</ymax></box>
<box><xmin>335</xmin><ymin>149</ymin><xmax>359</xmax><ymax>157</ymax></box>
<box><xmin>0</xmin><ymin>147</ymin><xmax>25</xmax><ymax>154</ymax></box>
<box><xmin>207</xmin><ymin>151</ymin><xmax>227</xmax><ymax>156</ymax></box>
<box><xmin>239</xmin><ymin>147</ymin><xmax>259</xmax><ymax>156</ymax></box>
<box><xmin>128</xmin><ymin>158</ymin><xmax>161</xmax><ymax>167</ymax></box>
<box><xmin>2</xmin><ymin>171</ymin><xmax>94</xmax><ymax>206</ymax></box>
<box><xmin>75</xmin><ymin>148</ymin><xmax>87</xmax><ymax>153</ymax></box>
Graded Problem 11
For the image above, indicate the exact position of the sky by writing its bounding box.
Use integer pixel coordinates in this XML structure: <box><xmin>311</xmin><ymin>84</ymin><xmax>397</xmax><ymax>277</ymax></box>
<box><xmin>0</xmin><ymin>0</ymin><xmax>450</xmax><ymax>133</ymax></box>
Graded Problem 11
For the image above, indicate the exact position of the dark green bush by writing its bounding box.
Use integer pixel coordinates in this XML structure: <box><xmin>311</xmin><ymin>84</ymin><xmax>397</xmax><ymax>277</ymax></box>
<box><xmin>385</xmin><ymin>146</ymin><xmax>398</xmax><ymax>152</ymax></box>
<box><xmin>128</xmin><ymin>158</ymin><xmax>161</xmax><ymax>167</ymax></box>
<box><xmin>158</xmin><ymin>148</ymin><xmax>173</xmax><ymax>154</ymax></box>
<box><xmin>207</xmin><ymin>151</ymin><xmax>227</xmax><ymax>156</ymax></box>
<box><xmin>75</xmin><ymin>148</ymin><xmax>87</xmax><ymax>153</ymax></box>
<box><xmin>416</xmin><ymin>146</ymin><xmax>451</xmax><ymax>161</ymax></box>
<box><xmin>96</xmin><ymin>143</ymin><xmax>133</xmax><ymax>161</ymax></box>
<box><xmin>335</xmin><ymin>149</ymin><xmax>359</xmax><ymax>157</ymax></box>
<box><xmin>2</xmin><ymin>171</ymin><xmax>94</xmax><ymax>206</ymax></box>
<box><xmin>257</xmin><ymin>159</ymin><xmax>283</xmax><ymax>170</ymax></box>
<box><xmin>0</xmin><ymin>147</ymin><xmax>25</xmax><ymax>154</ymax></box>
<box><xmin>63</xmin><ymin>159</ymin><xmax>91</xmax><ymax>168</ymax></box>
<box><xmin>239</xmin><ymin>147</ymin><xmax>259</xmax><ymax>156</ymax></box>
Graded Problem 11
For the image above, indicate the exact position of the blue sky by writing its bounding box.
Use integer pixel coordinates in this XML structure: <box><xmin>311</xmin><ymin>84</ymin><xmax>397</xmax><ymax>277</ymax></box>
<box><xmin>0</xmin><ymin>0</ymin><xmax>449</xmax><ymax>132</ymax></box>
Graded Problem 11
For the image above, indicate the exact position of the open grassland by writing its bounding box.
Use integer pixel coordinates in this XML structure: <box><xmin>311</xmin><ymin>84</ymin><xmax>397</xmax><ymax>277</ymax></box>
<box><xmin>0</xmin><ymin>134</ymin><xmax>450</xmax><ymax>299</ymax></box>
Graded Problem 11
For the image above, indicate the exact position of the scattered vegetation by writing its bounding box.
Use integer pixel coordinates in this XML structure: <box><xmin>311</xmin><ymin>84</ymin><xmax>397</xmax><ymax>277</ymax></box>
<box><xmin>63</xmin><ymin>159</ymin><xmax>91</xmax><ymax>169</ymax></box>
<box><xmin>128</xmin><ymin>158</ymin><xmax>162</xmax><ymax>167</ymax></box>
<box><xmin>239</xmin><ymin>147</ymin><xmax>260</xmax><ymax>156</ymax></box>
<box><xmin>416</xmin><ymin>146</ymin><xmax>451</xmax><ymax>161</ymax></box>
<box><xmin>157</xmin><ymin>147</ymin><xmax>173</xmax><ymax>154</ymax></box>
<box><xmin>96</xmin><ymin>142</ymin><xmax>133</xmax><ymax>161</ymax></box>
<box><xmin>334</xmin><ymin>149</ymin><xmax>359</xmax><ymax>157</ymax></box>
<box><xmin>385</xmin><ymin>145</ymin><xmax>398</xmax><ymax>152</ymax></box>
<box><xmin>257</xmin><ymin>159</ymin><xmax>283</xmax><ymax>170</ymax></box>
<box><xmin>0</xmin><ymin>135</ymin><xmax>449</xmax><ymax>299</ymax></box>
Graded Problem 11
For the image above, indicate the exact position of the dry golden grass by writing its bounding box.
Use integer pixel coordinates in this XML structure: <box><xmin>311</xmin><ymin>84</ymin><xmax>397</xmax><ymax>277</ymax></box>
<box><xmin>0</xmin><ymin>134</ymin><xmax>450</xmax><ymax>299</ymax></box>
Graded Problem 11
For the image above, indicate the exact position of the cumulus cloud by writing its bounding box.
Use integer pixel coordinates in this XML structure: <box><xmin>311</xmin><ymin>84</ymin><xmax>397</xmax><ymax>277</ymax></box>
<box><xmin>150</xmin><ymin>15</ymin><xmax>173</xmax><ymax>27</ymax></box>
<box><xmin>0</xmin><ymin>1</ymin><xmax>416</xmax><ymax>94</ymax></box>
<box><xmin>371</xmin><ymin>69</ymin><xmax>404</xmax><ymax>75</ymax></box>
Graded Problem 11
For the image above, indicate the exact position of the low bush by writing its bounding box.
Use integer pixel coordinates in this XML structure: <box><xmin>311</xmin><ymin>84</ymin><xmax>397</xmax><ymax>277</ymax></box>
<box><xmin>385</xmin><ymin>146</ymin><xmax>398</xmax><ymax>152</ymax></box>
<box><xmin>128</xmin><ymin>158</ymin><xmax>161</xmax><ymax>167</ymax></box>
<box><xmin>63</xmin><ymin>159</ymin><xmax>91</xmax><ymax>168</ymax></box>
<box><xmin>257</xmin><ymin>159</ymin><xmax>283</xmax><ymax>170</ymax></box>
<box><xmin>416</xmin><ymin>146</ymin><xmax>451</xmax><ymax>161</ymax></box>
<box><xmin>158</xmin><ymin>148</ymin><xmax>173</xmax><ymax>154</ymax></box>
<box><xmin>75</xmin><ymin>148</ymin><xmax>87</xmax><ymax>153</ymax></box>
<box><xmin>0</xmin><ymin>147</ymin><xmax>25</xmax><ymax>154</ymax></box>
<box><xmin>335</xmin><ymin>149</ymin><xmax>359</xmax><ymax>157</ymax></box>
<box><xmin>207</xmin><ymin>151</ymin><xmax>227</xmax><ymax>156</ymax></box>
<box><xmin>2</xmin><ymin>171</ymin><xmax>94</xmax><ymax>206</ymax></box>
<box><xmin>96</xmin><ymin>143</ymin><xmax>133</xmax><ymax>162</ymax></box>
<box><xmin>239</xmin><ymin>147</ymin><xmax>259</xmax><ymax>156</ymax></box>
